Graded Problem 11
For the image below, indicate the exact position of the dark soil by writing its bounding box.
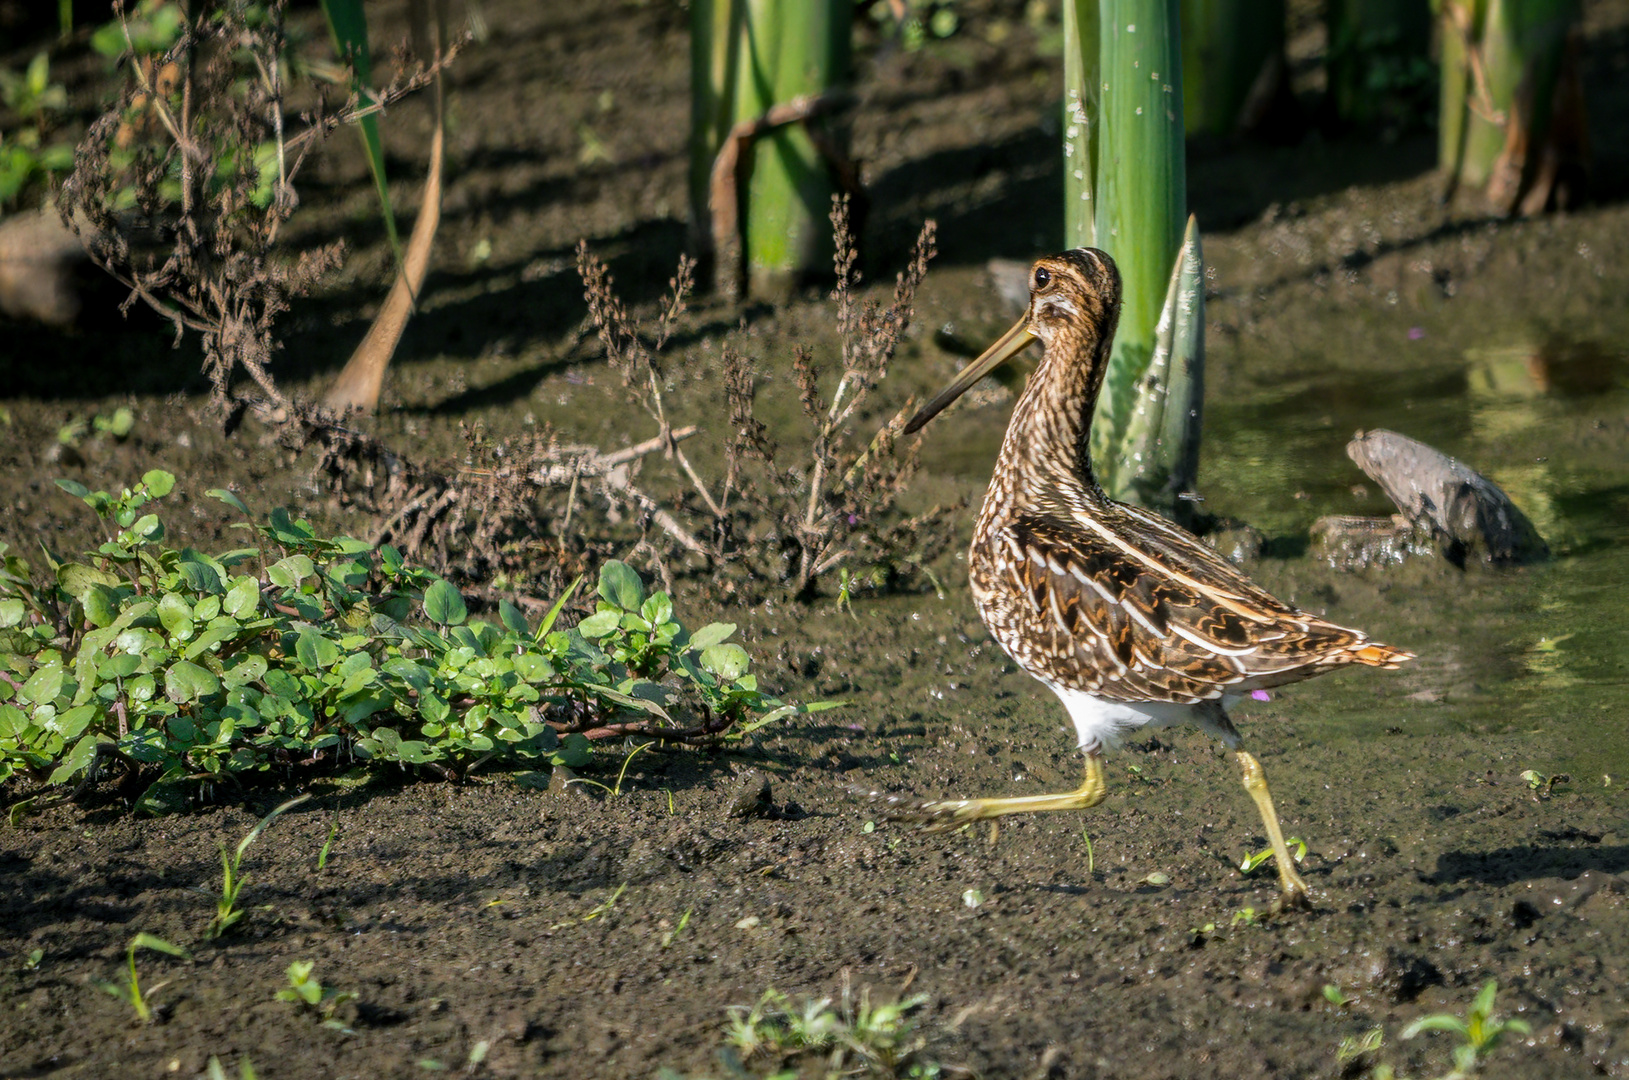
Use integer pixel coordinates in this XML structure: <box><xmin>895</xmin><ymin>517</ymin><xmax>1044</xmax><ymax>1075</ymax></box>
<box><xmin>4</xmin><ymin>2</ymin><xmax>1629</xmax><ymax>1079</ymax></box>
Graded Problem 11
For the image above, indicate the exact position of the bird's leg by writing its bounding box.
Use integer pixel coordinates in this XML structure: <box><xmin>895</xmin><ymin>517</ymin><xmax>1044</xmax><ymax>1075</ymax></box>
<box><xmin>885</xmin><ymin>750</ymin><xmax>1107</xmax><ymax>831</ymax></box>
<box><xmin>1235</xmin><ymin>749</ymin><xmax>1310</xmax><ymax>908</ymax></box>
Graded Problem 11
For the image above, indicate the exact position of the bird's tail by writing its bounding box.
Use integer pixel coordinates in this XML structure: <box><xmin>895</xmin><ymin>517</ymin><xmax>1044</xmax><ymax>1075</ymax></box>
<box><xmin>1347</xmin><ymin>640</ymin><xmax>1414</xmax><ymax>668</ymax></box>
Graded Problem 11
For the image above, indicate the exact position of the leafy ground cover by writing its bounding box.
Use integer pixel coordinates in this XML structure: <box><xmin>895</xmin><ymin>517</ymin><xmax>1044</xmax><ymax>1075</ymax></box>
<box><xmin>1</xmin><ymin>472</ymin><xmax>830</xmax><ymax>817</ymax></box>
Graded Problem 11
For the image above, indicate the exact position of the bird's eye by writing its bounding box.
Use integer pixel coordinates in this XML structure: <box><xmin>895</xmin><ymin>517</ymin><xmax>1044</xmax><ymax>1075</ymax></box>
<box><xmin>1033</xmin><ymin>267</ymin><xmax>1051</xmax><ymax>289</ymax></box>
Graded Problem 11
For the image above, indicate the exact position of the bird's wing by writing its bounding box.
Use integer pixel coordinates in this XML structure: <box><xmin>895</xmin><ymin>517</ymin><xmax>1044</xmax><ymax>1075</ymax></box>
<box><xmin>986</xmin><ymin>512</ymin><xmax>1392</xmax><ymax>704</ymax></box>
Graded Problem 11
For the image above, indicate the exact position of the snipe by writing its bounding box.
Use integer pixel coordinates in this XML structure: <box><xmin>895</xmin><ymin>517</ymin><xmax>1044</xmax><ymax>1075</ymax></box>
<box><xmin>896</xmin><ymin>248</ymin><xmax>1413</xmax><ymax>907</ymax></box>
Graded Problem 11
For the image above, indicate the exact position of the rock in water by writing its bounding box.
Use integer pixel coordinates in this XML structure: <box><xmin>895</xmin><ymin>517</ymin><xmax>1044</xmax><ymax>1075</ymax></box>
<box><xmin>1346</xmin><ymin>429</ymin><xmax>1548</xmax><ymax>566</ymax></box>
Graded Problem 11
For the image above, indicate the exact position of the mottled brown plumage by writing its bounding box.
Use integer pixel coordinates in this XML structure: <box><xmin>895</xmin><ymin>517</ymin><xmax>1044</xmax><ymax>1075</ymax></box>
<box><xmin>897</xmin><ymin>248</ymin><xmax>1413</xmax><ymax>906</ymax></box>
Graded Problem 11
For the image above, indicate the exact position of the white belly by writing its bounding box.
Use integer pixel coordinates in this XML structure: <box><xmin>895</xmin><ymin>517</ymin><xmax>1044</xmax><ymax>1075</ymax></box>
<box><xmin>1043</xmin><ymin>681</ymin><xmax>1242</xmax><ymax>752</ymax></box>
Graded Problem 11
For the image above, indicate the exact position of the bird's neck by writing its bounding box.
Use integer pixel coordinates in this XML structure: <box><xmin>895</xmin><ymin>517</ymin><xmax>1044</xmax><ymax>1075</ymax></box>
<box><xmin>993</xmin><ymin>340</ymin><xmax>1108</xmax><ymax>509</ymax></box>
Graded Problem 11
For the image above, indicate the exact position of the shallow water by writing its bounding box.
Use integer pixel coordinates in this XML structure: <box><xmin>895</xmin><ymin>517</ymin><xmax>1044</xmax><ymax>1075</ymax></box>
<box><xmin>1201</xmin><ymin>331</ymin><xmax>1629</xmax><ymax>783</ymax></box>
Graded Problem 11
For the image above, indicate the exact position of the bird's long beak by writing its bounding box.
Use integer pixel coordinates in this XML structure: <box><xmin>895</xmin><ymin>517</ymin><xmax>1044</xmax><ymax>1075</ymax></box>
<box><xmin>904</xmin><ymin>316</ymin><xmax>1037</xmax><ymax>435</ymax></box>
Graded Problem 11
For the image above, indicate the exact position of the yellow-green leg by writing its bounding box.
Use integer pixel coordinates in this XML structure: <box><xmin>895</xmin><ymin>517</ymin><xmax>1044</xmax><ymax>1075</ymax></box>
<box><xmin>895</xmin><ymin>751</ymin><xmax>1107</xmax><ymax>832</ymax></box>
<box><xmin>1235</xmin><ymin>749</ymin><xmax>1310</xmax><ymax>907</ymax></box>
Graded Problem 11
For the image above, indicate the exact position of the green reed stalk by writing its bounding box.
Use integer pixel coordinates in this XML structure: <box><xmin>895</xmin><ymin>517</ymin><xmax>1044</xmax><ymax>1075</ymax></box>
<box><xmin>1180</xmin><ymin>0</ymin><xmax>1285</xmax><ymax>136</ymax></box>
<box><xmin>1439</xmin><ymin>0</ymin><xmax>1583</xmax><ymax>213</ymax></box>
<box><xmin>689</xmin><ymin>0</ymin><xmax>850</xmax><ymax>298</ymax></box>
<box><xmin>320</xmin><ymin>0</ymin><xmax>401</xmax><ymax>260</ymax></box>
<box><xmin>689</xmin><ymin>0</ymin><xmax>739</xmax><ymax>246</ymax></box>
<box><xmin>1065</xmin><ymin>0</ymin><xmax>1202</xmax><ymax>518</ymax></box>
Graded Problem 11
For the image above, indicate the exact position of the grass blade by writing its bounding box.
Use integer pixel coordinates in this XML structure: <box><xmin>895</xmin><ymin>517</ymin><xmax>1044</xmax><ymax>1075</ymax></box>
<box><xmin>319</xmin><ymin>0</ymin><xmax>401</xmax><ymax>261</ymax></box>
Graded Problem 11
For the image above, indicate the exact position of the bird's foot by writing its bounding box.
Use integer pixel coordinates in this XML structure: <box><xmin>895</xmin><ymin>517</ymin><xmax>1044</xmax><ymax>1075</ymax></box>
<box><xmin>1269</xmin><ymin>882</ymin><xmax>1314</xmax><ymax>916</ymax></box>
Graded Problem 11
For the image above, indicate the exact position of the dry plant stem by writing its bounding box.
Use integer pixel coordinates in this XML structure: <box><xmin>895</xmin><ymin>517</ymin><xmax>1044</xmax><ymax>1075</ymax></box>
<box><xmin>574</xmin><ymin>199</ymin><xmax>947</xmax><ymax>598</ymax></box>
<box><xmin>1442</xmin><ymin>1</ymin><xmax>1509</xmax><ymax>126</ymax></box>
<box><xmin>322</xmin><ymin>119</ymin><xmax>444</xmax><ymax>413</ymax></box>
<box><xmin>324</xmin><ymin>0</ymin><xmax>456</xmax><ymax>414</ymax></box>
<box><xmin>788</xmin><ymin>199</ymin><xmax>936</xmax><ymax>593</ymax></box>
<box><xmin>577</xmin><ymin>247</ymin><xmax>721</xmax><ymax>552</ymax></box>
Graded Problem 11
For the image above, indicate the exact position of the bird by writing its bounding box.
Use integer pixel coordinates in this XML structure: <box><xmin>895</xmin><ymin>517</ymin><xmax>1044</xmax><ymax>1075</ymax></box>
<box><xmin>893</xmin><ymin>247</ymin><xmax>1413</xmax><ymax>907</ymax></box>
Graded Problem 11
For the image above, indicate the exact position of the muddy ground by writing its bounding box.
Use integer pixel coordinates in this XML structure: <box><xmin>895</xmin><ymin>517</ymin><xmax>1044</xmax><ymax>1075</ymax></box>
<box><xmin>3</xmin><ymin>1</ymin><xmax>1629</xmax><ymax>1078</ymax></box>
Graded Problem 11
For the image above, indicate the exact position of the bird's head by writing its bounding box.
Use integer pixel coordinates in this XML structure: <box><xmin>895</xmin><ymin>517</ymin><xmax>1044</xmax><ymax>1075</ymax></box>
<box><xmin>904</xmin><ymin>248</ymin><xmax>1122</xmax><ymax>435</ymax></box>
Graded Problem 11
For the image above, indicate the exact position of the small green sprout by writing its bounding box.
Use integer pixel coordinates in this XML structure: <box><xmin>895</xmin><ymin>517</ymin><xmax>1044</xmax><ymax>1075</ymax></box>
<box><xmin>22</xmin><ymin>948</ymin><xmax>43</xmax><ymax>971</ymax></box>
<box><xmin>580</xmin><ymin>883</ymin><xmax>627</xmax><ymax>923</ymax></box>
<box><xmin>1240</xmin><ymin>837</ymin><xmax>1307</xmax><ymax>875</ymax></box>
<box><xmin>961</xmin><ymin>888</ymin><xmax>984</xmax><ymax>909</ymax></box>
<box><xmin>316</xmin><ymin>814</ymin><xmax>339</xmax><ymax>871</ymax></box>
<box><xmin>94</xmin><ymin>933</ymin><xmax>191</xmax><ymax>1023</ymax></box>
<box><xmin>275</xmin><ymin>960</ymin><xmax>357</xmax><ymax>1030</ymax></box>
<box><xmin>205</xmin><ymin>1055</ymin><xmax>259</xmax><ymax>1080</ymax></box>
<box><xmin>1137</xmin><ymin>871</ymin><xmax>1170</xmax><ymax>887</ymax></box>
<box><xmin>209</xmin><ymin>795</ymin><xmax>308</xmax><ymax>938</ymax></box>
<box><xmin>1519</xmin><ymin>770</ymin><xmax>1569</xmax><ymax>799</ymax></box>
<box><xmin>1230</xmin><ymin>907</ymin><xmax>1258</xmax><ymax>928</ymax></box>
<box><xmin>1323</xmin><ymin>983</ymin><xmax>1353</xmax><ymax>1007</ymax></box>
<box><xmin>661</xmin><ymin>908</ymin><xmax>693</xmax><ymax>948</ymax></box>
<box><xmin>1401</xmin><ymin>979</ymin><xmax>1531</xmax><ymax>1078</ymax></box>
<box><xmin>724</xmin><ymin>985</ymin><xmax>936</xmax><ymax>1076</ymax></box>
<box><xmin>1335</xmin><ymin>1025</ymin><xmax>1383</xmax><ymax>1065</ymax></box>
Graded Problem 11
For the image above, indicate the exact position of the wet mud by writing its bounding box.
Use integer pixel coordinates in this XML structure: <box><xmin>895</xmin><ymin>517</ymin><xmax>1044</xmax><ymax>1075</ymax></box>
<box><xmin>3</xmin><ymin>1</ymin><xmax>1629</xmax><ymax>1078</ymax></box>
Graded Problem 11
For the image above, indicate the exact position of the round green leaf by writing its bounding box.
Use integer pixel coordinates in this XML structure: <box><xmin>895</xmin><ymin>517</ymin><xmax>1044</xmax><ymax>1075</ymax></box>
<box><xmin>0</xmin><ymin>598</ymin><xmax>26</xmax><ymax>628</ymax></box>
<box><xmin>576</xmin><ymin>610</ymin><xmax>621</xmax><ymax>639</ymax></box>
<box><xmin>164</xmin><ymin>660</ymin><xmax>221</xmax><ymax>703</ymax></box>
<box><xmin>130</xmin><ymin>514</ymin><xmax>163</xmax><ymax>541</ymax></box>
<box><xmin>178</xmin><ymin>559</ymin><xmax>222</xmax><ymax>595</ymax></box>
<box><xmin>640</xmin><ymin>592</ymin><xmax>674</xmax><ymax>628</ymax></box>
<box><xmin>141</xmin><ymin>470</ymin><xmax>176</xmax><ymax>498</ymax></box>
<box><xmin>99</xmin><ymin>653</ymin><xmax>141</xmax><ymax>679</ymax></box>
<box><xmin>700</xmin><ymin>644</ymin><xmax>750</xmax><ymax>681</ymax></box>
<box><xmin>223</xmin><ymin>575</ymin><xmax>260</xmax><ymax>617</ymax></box>
<box><xmin>596</xmin><ymin>560</ymin><xmax>645</xmax><ymax>611</ymax></box>
<box><xmin>206</xmin><ymin>488</ymin><xmax>251</xmax><ymax>515</ymax></box>
<box><xmin>157</xmin><ymin>593</ymin><xmax>195</xmax><ymax>641</ymax></box>
<box><xmin>423</xmin><ymin>579</ymin><xmax>468</xmax><ymax>626</ymax></box>
<box><xmin>82</xmin><ymin>584</ymin><xmax>118</xmax><ymax>628</ymax></box>
<box><xmin>19</xmin><ymin>660</ymin><xmax>64</xmax><ymax>706</ymax></box>
<box><xmin>687</xmin><ymin>622</ymin><xmax>736</xmax><ymax>651</ymax></box>
<box><xmin>267</xmin><ymin>555</ymin><xmax>314</xmax><ymax>588</ymax></box>
<box><xmin>498</xmin><ymin>599</ymin><xmax>530</xmax><ymax>636</ymax></box>
<box><xmin>294</xmin><ymin>627</ymin><xmax>341</xmax><ymax>670</ymax></box>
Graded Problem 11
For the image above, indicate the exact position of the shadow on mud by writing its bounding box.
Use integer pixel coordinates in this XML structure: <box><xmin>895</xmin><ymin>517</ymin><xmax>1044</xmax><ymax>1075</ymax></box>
<box><xmin>1432</xmin><ymin>840</ymin><xmax>1628</xmax><ymax>885</ymax></box>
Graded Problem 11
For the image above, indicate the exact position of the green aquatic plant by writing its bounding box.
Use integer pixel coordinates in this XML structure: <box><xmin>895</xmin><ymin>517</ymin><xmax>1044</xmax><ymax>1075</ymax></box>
<box><xmin>0</xmin><ymin>474</ymin><xmax>834</xmax><ymax>812</ymax></box>
<box><xmin>1062</xmin><ymin>1</ymin><xmax>1205</xmax><ymax>521</ymax></box>
<box><xmin>1439</xmin><ymin>0</ymin><xmax>1585</xmax><ymax>214</ymax></box>
<box><xmin>94</xmin><ymin>933</ymin><xmax>191</xmax><ymax>1023</ymax></box>
<box><xmin>690</xmin><ymin>0</ymin><xmax>853</xmax><ymax>297</ymax></box>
